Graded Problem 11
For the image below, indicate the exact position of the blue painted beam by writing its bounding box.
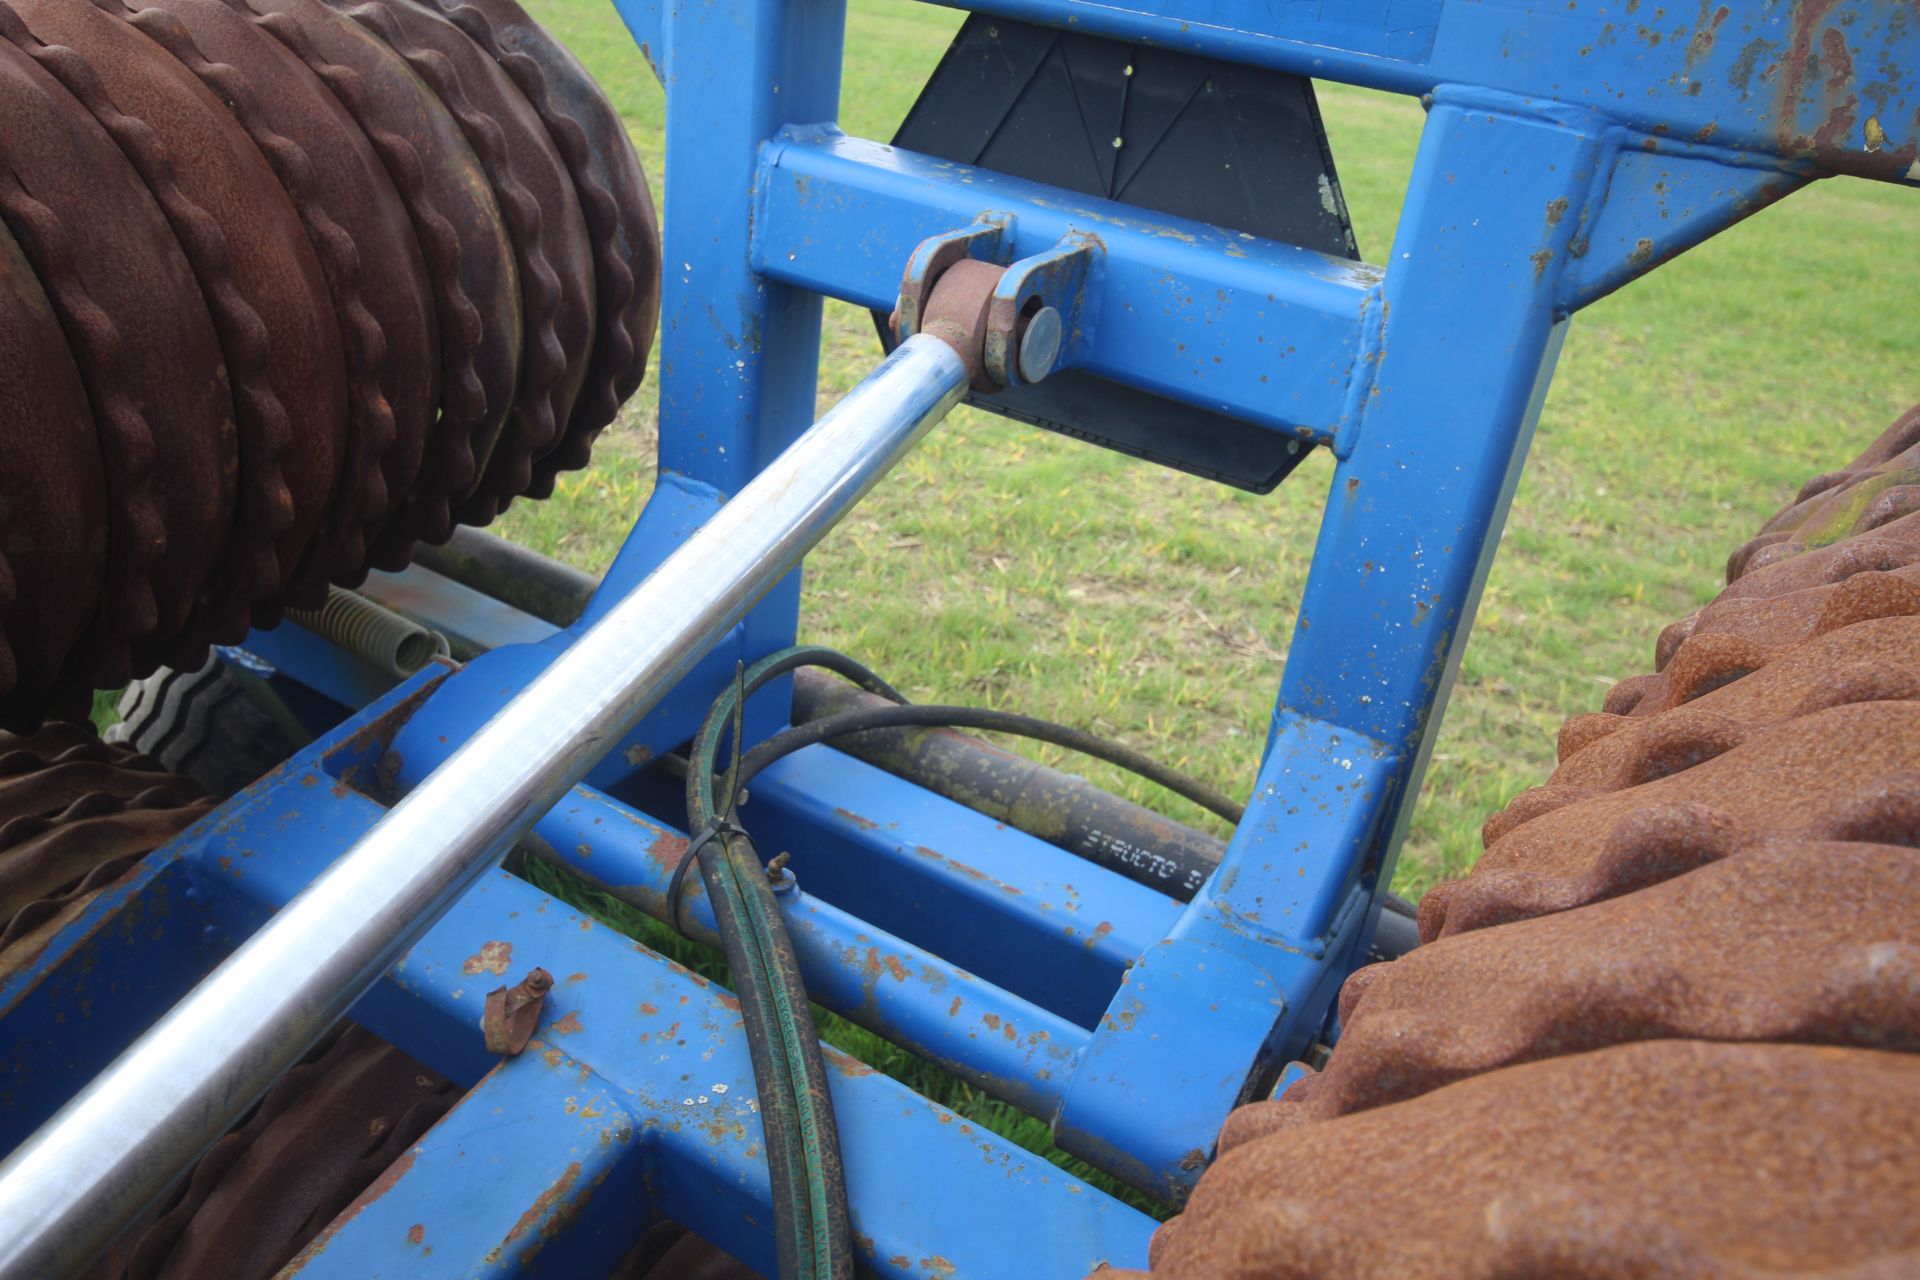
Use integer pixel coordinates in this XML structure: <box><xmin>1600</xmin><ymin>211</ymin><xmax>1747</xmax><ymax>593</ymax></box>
<box><xmin>169</xmin><ymin>744</ymin><xmax>1155</xmax><ymax>1275</ymax></box>
<box><xmin>928</xmin><ymin>0</ymin><xmax>1920</xmax><ymax>187</ymax></box>
<box><xmin>0</xmin><ymin>857</ymin><xmax>221</xmax><ymax>1151</ymax></box>
<box><xmin>737</xmin><ymin>745</ymin><xmax>1179</xmax><ymax>1028</ymax></box>
<box><xmin>527</xmin><ymin>782</ymin><xmax>1093</xmax><ymax>1118</ymax></box>
<box><xmin>285</xmin><ymin>1057</ymin><xmax>647</xmax><ymax>1279</ymax></box>
<box><xmin>1051</xmin><ymin>90</ymin><xmax>1611</xmax><ymax>1199</ymax></box>
<box><xmin>754</xmin><ymin>128</ymin><xmax>1377</xmax><ymax>444</ymax></box>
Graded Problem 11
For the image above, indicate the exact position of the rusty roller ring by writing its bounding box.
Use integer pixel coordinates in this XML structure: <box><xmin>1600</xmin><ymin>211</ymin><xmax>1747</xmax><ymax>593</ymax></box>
<box><xmin>0</xmin><ymin>32</ymin><xmax>223</xmax><ymax>715</ymax></box>
<box><xmin>0</xmin><ymin>759</ymin><xmax>202</xmax><ymax>826</ymax></box>
<box><xmin>425</xmin><ymin>0</ymin><xmax>658</xmax><ymax>496</ymax></box>
<box><xmin>0</xmin><ymin>722</ymin><xmax>142</xmax><ymax>774</ymax></box>
<box><xmin>75</xmin><ymin>1024</ymin><xmax>460</xmax><ymax>1280</ymax></box>
<box><xmin>3</xmin><ymin>0</ymin><xmax>293</xmax><ymax>648</ymax></box>
<box><xmin>112</xmin><ymin>0</ymin><xmax>438</xmax><ymax>608</ymax></box>
<box><xmin>0</xmin><ymin>723</ymin><xmax>211</xmax><ymax>961</ymax></box>
<box><xmin>323</xmin><ymin>0</ymin><xmax>594</xmax><ymax>532</ymax></box>
<box><xmin>0</xmin><ymin>734</ymin><xmax>456</xmax><ymax>1280</ymax></box>
<box><xmin>4</xmin><ymin>0</ymin><xmax>338</xmax><ymax>645</ymax></box>
<box><xmin>0</xmin><ymin>217</ymin><xmax>107</xmax><ymax>706</ymax></box>
<box><xmin>4</xmin><ymin>9</ymin><xmax>278</xmax><ymax>672</ymax></box>
<box><xmin>227</xmin><ymin>0</ymin><xmax>522</xmax><ymax>572</ymax></box>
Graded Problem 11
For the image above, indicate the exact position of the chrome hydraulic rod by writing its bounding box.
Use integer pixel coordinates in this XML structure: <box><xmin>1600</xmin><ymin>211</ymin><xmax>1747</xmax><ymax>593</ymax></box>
<box><xmin>0</xmin><ymin>334</ymin><xmax>971</xmax><ymax>1278</ymax></box>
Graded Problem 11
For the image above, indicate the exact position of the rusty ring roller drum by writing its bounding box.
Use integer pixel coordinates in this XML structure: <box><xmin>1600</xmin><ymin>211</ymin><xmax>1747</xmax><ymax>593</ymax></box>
<box><xmin>108</xmin><ymin>0</ymin><xmax>425</xmax><ymax>609</ymax></box>
<box><xmin>5</xmin><ymin>0</ymin><xmax>352</xmax><ymax>660</ymax></box>
<box><xmin>0</xmin><ymin>0</ymin><xmax>659</xmax><ymax>727</ymax></box>
<box><xmin>0</xmin><ymin>29</ymin><xmax>226</xmax><ymax>720</ymax></box>
<box><xmin>0</xmin><ymin>217</ymin><xmax>107</xmax><ymax>705</ymax></box>
<box><xmin>320</xmin><ymin>0</ymin><xmax>595</xmax><ymax>529</ymax></box>
<box><xmin>230</xmin><ymin>0</ymin><xmax>523</xmax><ymax>590</ymax></box>
<box><xmin>424</xmin><ymin>0</ymin><xmax>661</xmax><ymax>496</ymax></box>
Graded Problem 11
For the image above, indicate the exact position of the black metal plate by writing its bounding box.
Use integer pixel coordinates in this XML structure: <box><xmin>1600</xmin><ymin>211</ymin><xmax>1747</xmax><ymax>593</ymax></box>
<box><xmin>879</xmin><ymin>14</ymin><xmax>1358</xmax><ymax>493</ymax></box>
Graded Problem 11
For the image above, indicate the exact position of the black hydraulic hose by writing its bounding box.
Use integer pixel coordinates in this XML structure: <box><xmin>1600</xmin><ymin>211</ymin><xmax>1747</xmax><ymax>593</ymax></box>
<box><xmin>686</xmin><ymin>651</ymin><xmax>858</xmax><ymax>1280</ymax></box>
<box><xmin>757</xmin><ymin>662</ymin><xmax>1422</xmax><ymax>959</ymax></box>
<box><xmin>737</xmin><ymin>704</ymin><xmax>1245</xmax><ymax>825</ymax></box>
<box><xmin>682</xmin><ymin>645</ymin><xmax>1423</xmax><ymax>1277</ymax></box>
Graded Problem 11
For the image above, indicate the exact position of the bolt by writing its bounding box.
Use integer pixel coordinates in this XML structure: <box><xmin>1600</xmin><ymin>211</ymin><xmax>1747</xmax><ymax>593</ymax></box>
<box><xmin>1018</xmin><ymin>306</ymin><xmax>1063</xmax><ymax>383</ymax></box>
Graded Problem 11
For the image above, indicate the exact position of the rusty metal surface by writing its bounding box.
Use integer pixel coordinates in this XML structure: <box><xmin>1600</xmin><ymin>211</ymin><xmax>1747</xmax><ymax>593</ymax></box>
<box><xmin>0</xmin><ymin>217</ymin><xmax>106</xmax><ymax>705</ymax></box>
<box><xmin>111</xmin><ymin>0</ymin><xmax>432</xmax><ymax>610</ymax></box>
<box><xmin>77</xmin><ymin>1024</ymin><xmax>461</xmax><ymax>1280</ymax></box>
<box><xmin>423</xmin><ymin>0</ymin><xmax>658</xmax><ymax>497</ymax></box>
<box><xmin>1561</xmin><ymin>612</ymin><xmax>1920</xmax><ymax>767</ymax></box>
<box><xmin>0</xmin><ymin>29</ymin><xmax>222</xmax><ymax>708</ymax></box>
<box><xmin>0</xmin><ymin>0</ymin><xmax>660</xmax><ymax>735</ymax></box>
<box><xmin>1649</xmin><ymin>560</ymin><xmax>1920</xmax><ymax>673</ymax></box>
<box><xmin>921</xmin><ymin>257</ymin><xmax>1004</xmax><ymax>392</ymax></box>
<box><xmin>322</xmin><ymin>0</ymin><xmax>594</xmax><ymax>528</ymax></box>
<box><xmin>232</xmin><ymin>0</ymin><xmax>523</xmax><ymax>566</ymax></box>
<box><xmin>6</xmin><ymin>0</ymin><xmax>346</xmax><ymax>637</ymax></box>
<box><xmin>1732</xmin><ymin>406</ymin><xmax>1920</xmax><ymax>581</ymax></box>
<box><xmin>1129</xmin><ymin>1041</ymin><xmax>1920</xmax><ymax>1280</ymax></box>
<box><xmin>482</xmin><ymin>965</ymin><xmax>553</xmax><ymax>1054</ymax></box>
<box><xmin>1135</xmin><ymin>405</ymin><xmax>1920</xmax><ymax>1279</ymax></box>
<box><xmin>0</xmin><ymin>723</ymin><xmax>209</xmax><ymax>966</ymax></box>
<box><xmin>1423</xmin><ymin>693</ymin><xmax>1920</xmax><ymax>940</ymax></box>
<box><xmin>1279</xmin><ymin>839</ymin><xmax>1920</xmax><ymax>1126</ymax></box>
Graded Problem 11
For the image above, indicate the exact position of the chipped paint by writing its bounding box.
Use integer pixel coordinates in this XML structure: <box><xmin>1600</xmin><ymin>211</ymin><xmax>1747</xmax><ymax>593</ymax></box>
<box><xmin>462</xmin><ymin>940</ymin><xmax>513</xmax><ymax>975</ymax></box>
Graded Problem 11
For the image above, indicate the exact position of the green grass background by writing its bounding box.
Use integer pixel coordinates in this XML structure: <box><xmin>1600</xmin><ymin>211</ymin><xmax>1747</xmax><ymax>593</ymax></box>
<box><xmin>485</xmin><ymin>0</ymin><xmax>1918</xmax><ymax>1209</ymax></box>
<box><xmin>504</xmin><ymin>0</ymin><xmax>1920</xmax><ymax>895</ymax></box>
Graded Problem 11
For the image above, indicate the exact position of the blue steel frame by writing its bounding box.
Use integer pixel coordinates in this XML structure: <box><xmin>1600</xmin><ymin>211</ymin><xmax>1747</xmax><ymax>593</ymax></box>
<box><xmin>4</xmin><ymin>2</ymin><xmax>1914</xmax><ymax>1275</ymax></box>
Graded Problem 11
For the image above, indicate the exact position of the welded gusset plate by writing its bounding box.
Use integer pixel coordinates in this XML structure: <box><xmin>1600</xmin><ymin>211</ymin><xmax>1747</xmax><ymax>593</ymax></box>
<box><xmin>233</xmin><ymin>0</ymin><xmax>522</xmax><ymax>567</ymax></box>
<box><xmin>322</xmin><ymin>0</ymin><xmax>594</xmax><ymax>528</ymax></box>
<box><xmin>422</xmin><ymin>0</ymin><xmax>660</xmax><ymax>496</ymax></box>
<box><xmin>0</xmin><ymin>218</ymin><xmax>106</xmax><ymax>704</ymax></box>
<box><xmin>0</xmin><ymin>30</ymin><xmax>224</xmax><ymax>708</ymax></box>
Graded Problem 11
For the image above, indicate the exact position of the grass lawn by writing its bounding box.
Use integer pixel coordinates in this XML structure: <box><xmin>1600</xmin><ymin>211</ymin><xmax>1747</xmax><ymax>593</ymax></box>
<box><xmin>494</xmin><ymin>0</ymin><xmax>1920</xmax><ymax>1207</ymax></box>
<box><xmin>507</xmin><ymin>0</ymin><xmax>1920</xmax><ymax>891</ymax></box>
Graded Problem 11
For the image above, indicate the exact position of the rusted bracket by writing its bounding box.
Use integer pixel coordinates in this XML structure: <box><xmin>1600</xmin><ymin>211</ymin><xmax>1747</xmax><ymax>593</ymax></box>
<box><xmin>895</xmin><ymin>222</ymin><xmax>1101</xmax><ymax>395</ymax></box>
<box><xmin>985</xmin><ymin>234</ymin><xmax>1099</xmax><ymax>388</ymax></box>
<box><xmin>482</xmin><ymin>966</ymin><xmax>553</xmax><ymax>1055</ymax></box>
<box><xmin>891</xmin><ymin>217</ymin><xmax>1010</xmax><ymax>342</ymax></box>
